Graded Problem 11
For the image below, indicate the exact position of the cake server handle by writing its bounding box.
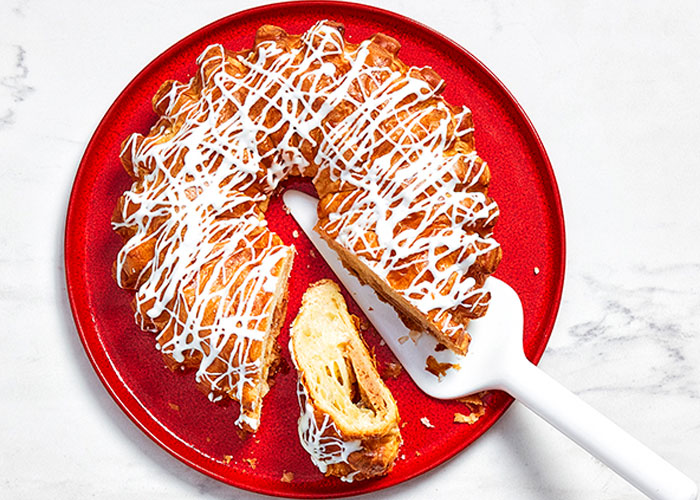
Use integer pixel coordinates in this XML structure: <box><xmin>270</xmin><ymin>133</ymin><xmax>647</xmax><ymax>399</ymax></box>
<box><xmin>496</xmin><ymin>354</ymin><xmax>698</xmax><ymax>500</ymax></box>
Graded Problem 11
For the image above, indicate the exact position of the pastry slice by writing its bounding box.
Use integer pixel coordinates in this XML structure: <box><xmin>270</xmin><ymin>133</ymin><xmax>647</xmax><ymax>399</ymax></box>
<box><xmin>113</xmin><ymin>151</ymin><xmax>295</xmax><ymax>433</ymax></box>
<box><xmin>289</xmin><ymin>280</ymin><xmax>401</xmax><ymax>481</ymax></box>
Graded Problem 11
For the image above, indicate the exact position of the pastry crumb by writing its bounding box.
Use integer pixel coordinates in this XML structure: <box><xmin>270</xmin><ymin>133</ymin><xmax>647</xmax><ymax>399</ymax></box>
<box><xmin>453</xmin><ymin>412</ymin><xmax>476</xmax><ymax>424</ymax></box>
<box><xmin>167</xmin><ymin>402</ymin><xmax>180</xmax><ymax>411</ymax></box>
<box><xmin>534</xmin><ymin>266</ymin><xmax>540</xmax><ymax>275</ymax></box>
<box><xmin>281</xmin><ymin>471</ymin><xmax>294</xmax><ymax>483</ymax></box>
<box><xmin>456</xmin><ymin>393</ymin><xmax>488</xmax><ymax>424</ymax></box>
<box><xmin>309</xmin><ymin>249</ymin><xmax>316</xmax><ymax>258</ymax></box>
<box><xmin>397</xmin><ymin>335</ymin><xmax>409</xmax><ymax>344</ymax></box>
<box><xmin>457</xmin><ymin>393</ymin><xmax>487</xmax><ymax>407</ymax></box>
<box><xmin>415</xmin><ymin>450</ymin><xmax>422</xmax><ymax>457</ymax></box>
<box><xmin>351</xmin><ymin>314</ymin><xmax>369</xmax><ymax>331</ymax></box>
<box><xmin>425</xmin><ymin>355</ymin><xmax>460</xmax><ymax>379</ymax></box>
<box><xmin>381</xmin><ymin>361</ymin><xmax>402</xmax><ymax>379</ymax></box>
<box><xmin>223</xmin><ymin>455</ymin><xmax>233</xmax><ymax>464</ymax></box>
<box><xmin>420</xmin><ymin>417</ymin><xmax>434</xmax><ymax>428</ymax></box>
<box><xmin>408</xmin><ymin>329</ymin><xmax>422</xmax><ymax>343</ymax></box>
<box><xmin>434</xmin><ymin>343</ymin><xmax>448</xmax><ymax>352</ymax></box>
<box><xmin>243</xmin><ymin>457</ymin><xmax>258</xmax><ymax>469</ymax></box>
<box><xmin>453</xmin><ymin>407</ymin><xmax>485</xmax><ymax>424</ymax></box>
<box><xmin>283</xmin><ymin>204</ymin><xmax>291</xmax><ymax>215</ymax></box>
<box><xmin>292</xmin><ymin>229</ymin><xmax>299</xmax><ymax>238</ymax></box>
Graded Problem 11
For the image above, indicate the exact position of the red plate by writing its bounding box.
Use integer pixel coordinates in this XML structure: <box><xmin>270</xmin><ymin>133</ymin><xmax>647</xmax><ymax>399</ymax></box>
<box><xmin>65</xmin><ymin>2</ymin><xmax>565</xmax><ymax>497</ymax></box>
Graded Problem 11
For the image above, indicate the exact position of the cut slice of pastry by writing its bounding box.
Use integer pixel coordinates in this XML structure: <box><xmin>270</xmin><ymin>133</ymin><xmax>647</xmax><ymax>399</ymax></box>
<box><xmin>113</xmin><ymin>168</ymin><xmax>295</xmax><ymax>433</ymax></box>
<box><xmin>113</xmin><ymin>20</ymin><xmax>501</xmax><ymax>435</ymax></box>
<box><xmin>289</xmin><ymin>280</ymin><xmax>402</xmax><ymax>482</ymax></box>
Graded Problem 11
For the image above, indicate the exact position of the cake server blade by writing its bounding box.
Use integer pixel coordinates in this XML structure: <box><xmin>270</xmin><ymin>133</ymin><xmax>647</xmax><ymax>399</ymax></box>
<box><xmin>283</xmin><ymin>189</ymin><xmax>697</xmax><ymax>500</ymax></box>
<box><xmin>282</xmin><ymin>191</ymin><xmax>515</xmax><ymax>399</ymax></box>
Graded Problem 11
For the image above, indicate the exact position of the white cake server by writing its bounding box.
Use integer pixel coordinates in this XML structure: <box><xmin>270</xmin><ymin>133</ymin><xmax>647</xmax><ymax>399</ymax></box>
<box><xmin>283</xmin><ymin>189</ymin><xmax>697</xmax><ymax>500</ymax></box>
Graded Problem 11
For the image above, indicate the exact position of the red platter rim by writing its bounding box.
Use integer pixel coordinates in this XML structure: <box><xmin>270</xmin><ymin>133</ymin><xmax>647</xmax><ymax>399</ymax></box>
<box><xmin>64</xmin><ymin>1</ymin><xmax>566</xmax><ymax>497</ymax></box>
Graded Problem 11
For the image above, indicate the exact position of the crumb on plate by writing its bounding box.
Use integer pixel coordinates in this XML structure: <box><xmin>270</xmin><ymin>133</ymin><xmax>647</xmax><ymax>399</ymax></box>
<box><xmin>425</xmin><ymin>355</ymin><xmax>460</xmax><ymax>379</ymax></box>
<box><xmin>420</xmin><ymin>416</ymin><xmax>434</xmax><ymax>428</ymax></box>
<box><xmin>381</xmin><ymin>361</ymin><xmax>403</xmax><ymax>379</ymax></box>
<box><xmin>408</xmin><ymin>329</ymin><xmax>422</xmax><ymax>343</ymax></box>
<box><xmin>455</xmin><ymin>393</ymin><xmax>488</xmax><ymax>424</ymax></box>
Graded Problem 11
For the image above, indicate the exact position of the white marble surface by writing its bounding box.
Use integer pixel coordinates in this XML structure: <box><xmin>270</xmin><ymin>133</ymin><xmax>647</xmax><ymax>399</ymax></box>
<box><xmin>1</xmin><ymin>1</ymin><xmax>699</xmax><ymax>498</ymax></box>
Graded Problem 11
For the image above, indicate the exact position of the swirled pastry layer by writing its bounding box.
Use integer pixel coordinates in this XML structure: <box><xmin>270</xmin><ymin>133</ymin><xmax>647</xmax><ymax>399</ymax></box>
<box><xmin>112</xmin><ymin>20</ymin><xmax>500</xmax><ymax>432</ymax></box>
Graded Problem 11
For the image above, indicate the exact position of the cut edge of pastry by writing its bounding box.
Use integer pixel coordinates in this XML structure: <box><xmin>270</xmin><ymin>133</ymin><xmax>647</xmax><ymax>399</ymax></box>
<box><xmin>289</xmin><ymin>279</ymin><xmax>401</xmax><ymax>482</ymax></box>
<box><xmin>317</xmin><ymin>232</ymin><xmax>472</xmax><ymax>355</ymax></box>
<box><xmin>113</xmin><ymin>18</ymin><xmax>501</xmax><ymax>438</ymax></box>
<box><xmin>236</xmin><ymin>246</ymin><xmax>295</xmax><ymax>432</ymax></box>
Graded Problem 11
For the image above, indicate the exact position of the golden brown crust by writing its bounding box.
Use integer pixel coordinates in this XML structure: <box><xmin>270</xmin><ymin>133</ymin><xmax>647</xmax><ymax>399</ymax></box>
<box><xmin>113</xmin><ymin>20</ymin><xmax>500</xmax><ymax>436</ymax></box>
<box><xmin>290</xmin><ymin>280</ymin><xmax>401</xmax><ymax>481</ymax></box>
<box><xmin>112</xmin><ymin>32</ymin><xmax>297</xmax><ymax>431</ymax></box>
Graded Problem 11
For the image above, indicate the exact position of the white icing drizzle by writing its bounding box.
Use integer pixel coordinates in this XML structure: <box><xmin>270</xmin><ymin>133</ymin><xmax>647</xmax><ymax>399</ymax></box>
<box><xmin>113</xmin><ymin>20</ymin><xmax>499</xmax><ymax>430</ymax></box>
<box><xmin>218</xmin><ymin>20</ymin><xmax>497</xmax><ymax>338</ymax></box>
<box><xmin>307</xmin><ymin>39</ymin><xmax>500</xmax><ymax>337</ymax></box>
<box><xmin>288</xmin><ymin>340</ymin><xmax>362</xmax><ymax>481</ymax></box>
<box><xmin>292</xmin><ymin>348</ymin><xmax>363</xmax><ymax>480</ymax></box>
<box><xmin>296</xmin><ymin>381</ymin><xmax>363</xmax><ymax>481</ymax></box>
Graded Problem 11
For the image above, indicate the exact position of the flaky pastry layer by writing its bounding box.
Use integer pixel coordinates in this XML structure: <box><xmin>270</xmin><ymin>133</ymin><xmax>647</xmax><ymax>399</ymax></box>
<box><xmin>112</xmin><ymin>19</ymin><xmax>501</xmax><ymax>433</ymax></box>
<box><xmin>290</xmin><ymin>280</ymin><xmax>401</xmax><ymax>481</ymax></box>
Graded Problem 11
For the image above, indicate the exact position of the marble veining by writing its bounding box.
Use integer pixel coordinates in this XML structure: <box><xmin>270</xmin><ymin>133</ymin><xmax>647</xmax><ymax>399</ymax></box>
<box><xmin>560</xmin><ymin>267</ymin><xmax>700</xmax><ymax>399</ymax></box>
<box><xmin>0</xmin><ymin>44</ymin><xmax>33</xmax><ymax>129</ymax></box>
<box><xmin>1</xmin><ymin>1</ymin><xmax>698</xmax><ymax>499</ymax></box>
<box><xmin>12</xmin><ymin>0</ymin><xmax>28</xmax><ymax>17</ymax></box>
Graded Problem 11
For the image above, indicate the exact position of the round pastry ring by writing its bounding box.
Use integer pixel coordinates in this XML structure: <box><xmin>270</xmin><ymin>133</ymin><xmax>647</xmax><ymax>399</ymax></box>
<box><xmin>65</xmin><ymin>2</ymin><xmax>565</xmax><ymax>497</ymax></box>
